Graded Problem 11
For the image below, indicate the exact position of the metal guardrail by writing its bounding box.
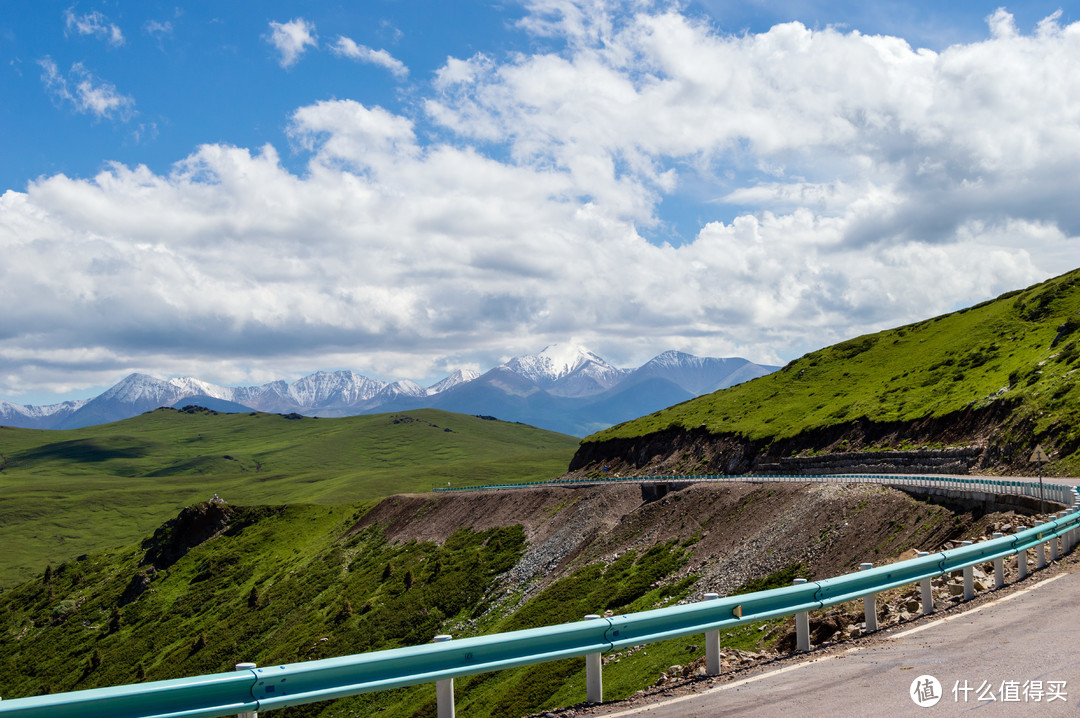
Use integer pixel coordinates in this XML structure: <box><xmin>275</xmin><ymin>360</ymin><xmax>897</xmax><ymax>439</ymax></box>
<box><xmin>2</xmin><ymin>475</ymin><xmax>1078</xmax><ymax>717</ymax></box>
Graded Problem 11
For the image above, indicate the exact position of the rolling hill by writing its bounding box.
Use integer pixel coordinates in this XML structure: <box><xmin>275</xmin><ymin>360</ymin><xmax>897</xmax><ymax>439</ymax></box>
<box><xmin>575</xmin><ymin>268</ymin><xmax>1080</xmax><ymax>476</ymax></box>
<box><xmin>0</xmin><ymin>408</ymin><xmax>578</xmax><ymax>587</ymax></box>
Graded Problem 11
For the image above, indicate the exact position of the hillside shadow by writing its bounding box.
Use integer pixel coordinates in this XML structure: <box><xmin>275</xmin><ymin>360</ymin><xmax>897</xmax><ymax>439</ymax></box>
<box><xmin>15</xmin><ymin>438</ymin><xmax>153</xmax><ymax>464</ymax></box>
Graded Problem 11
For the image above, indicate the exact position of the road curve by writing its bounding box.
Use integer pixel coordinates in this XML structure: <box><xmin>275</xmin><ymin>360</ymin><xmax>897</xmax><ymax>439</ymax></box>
<box><xmin>585</xmin><ymin>561</ymin><xmax>1080</xmax><ymax>718</ymax></box>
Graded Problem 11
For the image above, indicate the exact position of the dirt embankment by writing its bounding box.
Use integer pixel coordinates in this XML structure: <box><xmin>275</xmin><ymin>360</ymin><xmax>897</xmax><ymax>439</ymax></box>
<box><xmin>569</xmin><ymin>399</ymin><xmax>1034</xmax><ymax>477</ymax></box>
<box><xmin>349</xmin><ymin>481</ymin><xmax>1017</xmax><ymax>601</ymax></box>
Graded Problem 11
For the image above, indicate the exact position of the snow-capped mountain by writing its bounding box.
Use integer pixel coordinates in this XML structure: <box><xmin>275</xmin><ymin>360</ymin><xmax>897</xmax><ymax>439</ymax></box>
<box><xmin>502</xmin><ymin>344</ymin><xmax>629</xmax><ymax>397</ymax></box>
<box><xmin>376</xmin><ymin>380</ymin><xmax>426</xmax><ymax>401</ymax></box>
<box><xmin>0</xmin><ymin>345</ymin><xmax>778</xmax><ymax>435</ymax></box>
<box><xmin>0</xmin><ymin>397</ymin><xmax>90</xmax><ymax>430</ymax></box>
<box><xmin>287</xmin><ymin>370</ymin><xmax>385</xmax><ymax>408</ymax></box>
<box><xmin>629</xmin><ymin>351</ymin><xmax>776</xmax><ymax>395</ymax></box>
<box><xmin>426</xmin><ymin>369</ymin><xmax>480</xmax><ymax>396</ymax></box>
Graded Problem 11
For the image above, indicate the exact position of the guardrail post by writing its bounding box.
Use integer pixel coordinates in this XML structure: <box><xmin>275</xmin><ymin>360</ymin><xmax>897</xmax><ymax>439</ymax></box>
<box><xmin>433</xmin><ymin>635</ymin><xmax>455</xmax><ymax>718</ymax></box>
<box><xmin>916</xmin><ymin>552</ymin><xmax>934</xmax><ymax>615</ymax></box>
<box><xmin>859</xmin><ymin>563</ymin><xmax>877</xmax><ymax>632</ymax></box>
<box><xmin>235</xmin><ymin>663</ymin><xmax>257</xmax><ymax>718</ymax></box>
<box><xmin>1037</xmin><ymin>535</ymin><xmax>1048</xmax><ymax>569</ymax></box>
<box><xmin>1057</xmin><ymin>513</ymin><xmax>1068</xmax><ymax>555</ymax></box>
<box><xmin>584</xmin><ymin>615</ymin><xmax>603</xmax><ymax>704</ymax></box>
<box><xmin>703</xmin><ymin>593</ymin><xmax>722</xmax><ymax>673</ymax></box>
<box><xmin>992</xmin><ymin>533</ymin><xmax>1005</xmax><ymax>588</ymax></box>
<box><xmin>1018</xmin><ymin>544</ymin><xmax>1029</xmax><ymax>580</ymax></box>
<box><xmin>793</xmin><ymin>579</ymin><xmax>810</xmax><ymax>651</ymax></box>
<box><xmin>960</xmin><ymin>541</ymin><xmax>975</xmax><ymax>600</ymax></box>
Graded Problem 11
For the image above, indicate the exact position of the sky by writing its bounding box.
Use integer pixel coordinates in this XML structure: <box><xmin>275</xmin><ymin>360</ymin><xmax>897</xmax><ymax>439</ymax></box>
<box><xmin>1</xmin><ymin>1</ymin><xmax>1078</xmax><ymax>405</ymax></box>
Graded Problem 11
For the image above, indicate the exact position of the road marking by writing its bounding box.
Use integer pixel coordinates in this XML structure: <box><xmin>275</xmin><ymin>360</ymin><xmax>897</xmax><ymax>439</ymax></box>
<box><xmin>599</xmin><ymin>656</ymin><xmax>841</xmax><ymax>717</ymax></box>
<box><xmin>598</xmin><ymin>571</ymin><xmax>1071</xmax><ymax>717</ymax></box>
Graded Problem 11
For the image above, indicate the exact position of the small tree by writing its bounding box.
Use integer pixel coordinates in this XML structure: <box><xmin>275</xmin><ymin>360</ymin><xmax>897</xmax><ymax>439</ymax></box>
<box><xmin>335</xmin><ymin>598</ymin><xmax>355</xmax><ymax>623</ymax></box>
<box><xmin>247</xmin><ymin>586</ymin><xmax>260</xmax><ymax>609</ymax></box>
<box><xmin>89</xmin><ymin>648</ymin><xmax>103</xmax><ymax>671</ymax></box>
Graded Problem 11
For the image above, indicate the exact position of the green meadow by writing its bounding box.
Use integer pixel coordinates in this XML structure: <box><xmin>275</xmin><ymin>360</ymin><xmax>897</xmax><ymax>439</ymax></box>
<box><xmin>0</xmin><ymin>408</ymin><xmax>578</xmax><ymax>587</ymax></box>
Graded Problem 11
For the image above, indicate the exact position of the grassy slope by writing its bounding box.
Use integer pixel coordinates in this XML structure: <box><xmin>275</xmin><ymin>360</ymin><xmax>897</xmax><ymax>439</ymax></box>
<box><xmin>0</xmin><ymin>502</ymin><xmax>779</xmax><ymax>717</ymax></box>
<box><xmin>0</xmin><ymin>408</ymin><xmax>578</xmax><ymax>587</ymax></box>
<box><xmin>589</xmin><ymin>269</ymin><xmax>1080</xmax><ymax>469</ymax></box>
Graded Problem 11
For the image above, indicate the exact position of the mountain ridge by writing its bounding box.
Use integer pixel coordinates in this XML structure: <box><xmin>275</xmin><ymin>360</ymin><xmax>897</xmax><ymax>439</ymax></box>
<box><xmin>0</xmin><ymin>345</ymin><xmax>778</xmax><ymax>435</ymax></box>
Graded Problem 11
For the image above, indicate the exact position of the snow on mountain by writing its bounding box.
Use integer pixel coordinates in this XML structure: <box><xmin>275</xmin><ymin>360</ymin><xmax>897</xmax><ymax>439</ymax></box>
<box><xmin>288</xmin><ymin>370</ymin><xmax>385</xmax><ymax>407</ymax></box>
<box><xmin>631</xmin><ymin>351</ymin><xmax>777</xmax><ymax>395</ymax></box>
<box><xmin>97</xmin><ymin>373</ymin><xmax>188</xmax><ymax>405</ymax></box>
<box><xmin>0</xmin><ymin>397</ymin><xmax>88</xmax><ymax>420</ymax></box>
<box><xmin>376</xmin><ymin>379</ymin><xmax>426</xmax><ymax>400</ymax></box>
<box><xmin>504</xmin><ymin>344</ymin><xmax>607</xmax><ymax>382</ymax></box>
<box><xmin>426</xmin><ymin>369</ymin><xmax>481</xmax><ymax>396</ymax></box>
<box><xmin>168</xmin><ymin>377</ymin><xmax>234</xmax><ymax>401</ymax></box>
<box><xmin>502</xmin><ymin>344</ymin><xmax>628</xmax><ymax>397</ymax></box>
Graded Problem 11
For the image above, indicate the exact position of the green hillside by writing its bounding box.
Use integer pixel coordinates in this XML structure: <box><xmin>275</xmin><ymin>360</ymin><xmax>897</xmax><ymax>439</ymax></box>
<box><xmin>0</xmin><ymin>499</ymin><xmax>757</xmax><ymax>716</ymax></box>
<box><xmin>587</xmin><ymin>269</ymin><xmax>1080</xmax><ymax>472</ymax></box>
<box><xmin>0</xmin><ymin>408</ymin><xmax>578</xmax><ymax>587</ymax></box>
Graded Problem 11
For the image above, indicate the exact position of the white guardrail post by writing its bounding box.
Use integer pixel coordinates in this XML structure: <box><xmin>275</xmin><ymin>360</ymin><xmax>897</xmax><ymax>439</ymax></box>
<box><xmin>793</xmin><ymin>579</ymin><xmax>810</xmax><ymax>651</ymax></box>
<box><xmin>703</xmin><ymin>593</ymin><xmax>722</xmax><ymax>673</ymax></box>
<box><xmin>434</xmin><ymin>635</ymin><xmax>455</xmax><ymax>718</ymax></box>
<box><xmin>235</xmin><ymin>663</ymin><xmax>257</xmax><ymax>718</ymax></box>
<box><xmin>992</xmin><ymin>533</ymin><xmax>1005</xmax><ymax>589</ymax></box>
<box><xmin>916</xmin><ymin>552</ymin><xmax>934</xmax><ymax>615</ymax></box>
<box><xmin>1037</xmin><ymin>531</ymin><xmax>1048</xmax><ymax>569</ymax></box>
<box><xmin>584</xmin><ymin>614</ymin><xmax>603</xmax><ymax>704</ymax></box>
<box><xmin>859</xmin><ymin>563</ymin><xmax>877</xmax><ymax>632</ymax></box>
<box><xmin>960</xmin><ymin>541</ymin><xmax>974</xmax><ymax>600</ymax></box>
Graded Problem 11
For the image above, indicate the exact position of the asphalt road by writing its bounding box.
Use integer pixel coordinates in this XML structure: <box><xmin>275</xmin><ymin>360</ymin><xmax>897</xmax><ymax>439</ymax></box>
<box><xmin>591</xmin><ymin>566</ymin><xmax>1080</xmax><ymax>717</ymax></box>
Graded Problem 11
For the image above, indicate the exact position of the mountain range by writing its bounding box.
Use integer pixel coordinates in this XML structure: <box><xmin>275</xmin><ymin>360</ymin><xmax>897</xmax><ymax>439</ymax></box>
<box><xmin>0</xmin><ymin>345</ymin><xmax>777</xmax><ymax>436</ymax></box>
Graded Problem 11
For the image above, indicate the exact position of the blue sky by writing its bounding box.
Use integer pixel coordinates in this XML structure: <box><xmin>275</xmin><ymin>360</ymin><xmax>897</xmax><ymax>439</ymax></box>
<box><xmin>1</xmin><ymin>1</ymin><xmax>1078</xmax><ymax>404</ymax></box>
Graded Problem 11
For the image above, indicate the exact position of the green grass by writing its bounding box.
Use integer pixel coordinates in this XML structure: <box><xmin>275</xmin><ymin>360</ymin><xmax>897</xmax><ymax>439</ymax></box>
<box><xmin>0</xmin><ymin>408</ymin><xmax>579</xmax><ymax>587</ymax></box>
<box><xmin>0</xmin><ymin>503</ymin><xmax>785</xmax><ymax>717</ymax></box>
<box><xmin>587</xmin><ymin>269</ymin><xmax>1080</xmax><ymax>471</ymax></box>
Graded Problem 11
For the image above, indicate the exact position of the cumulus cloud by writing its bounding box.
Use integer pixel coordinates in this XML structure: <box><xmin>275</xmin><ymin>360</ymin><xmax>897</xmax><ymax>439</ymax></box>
<box><xmin>3</xmin><ymin>4</ymin><xmax>1078</xmax><ymax>398</ymax></box>
<box><xmin>266</xmin><ymin>18</ymin><xmax>318</xmax><ymax>68</ymax></box>
<box><xmin>63</xmin><ymin>8</ymin><xmax>124</xmax><ymax>47</ymax></box>
<box><xmin>38</xmin><ymin>57</ymin><xmax>135</xmax><ymax>120</ymax></box>
<box><xmin>331</xmin><ymin>36</ymin><xmax>409</xmax><ymax>79</ymax></box>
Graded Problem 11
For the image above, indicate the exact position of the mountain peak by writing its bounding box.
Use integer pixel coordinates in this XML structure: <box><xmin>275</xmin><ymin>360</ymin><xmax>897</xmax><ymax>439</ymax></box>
<box><xmin>427</xmin><ymin>369</ymin><xmax>481</xmax><ymax>395</ymax></box>
<box><xmin>504</xmin><ymin>343</ymin><xmax>613</xmax><ymax>382</ymax></box>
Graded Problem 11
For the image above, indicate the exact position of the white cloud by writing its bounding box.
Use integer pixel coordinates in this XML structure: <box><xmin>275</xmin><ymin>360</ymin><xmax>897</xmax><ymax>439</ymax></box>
<box><xmin>331</xmin><ymin>36</ymin><xmax>409</xmax><ymax>79</ymax></box>
<box><xmin>4</xmin><ymin>4</ymin><xmax>1079</xmax><ymax>398</ymax></box>
<box><xmin>38</xmin><ymin>57</ymin><xmax>135</xmax><ymax>120</ymax></box>
<box><xmin>266</xmin><ymin>18</ymin><xmax>318</xmax><ymax>68</ymax></box>
<box><xmin>145</xmin><ymin>20</ymin><xmax>173</xmax><ymax>40</ymax></box>
<box><xmin>63</xmin><ymin>8</ymin><xmax>124</xmax><ymax>47</ymax></box>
